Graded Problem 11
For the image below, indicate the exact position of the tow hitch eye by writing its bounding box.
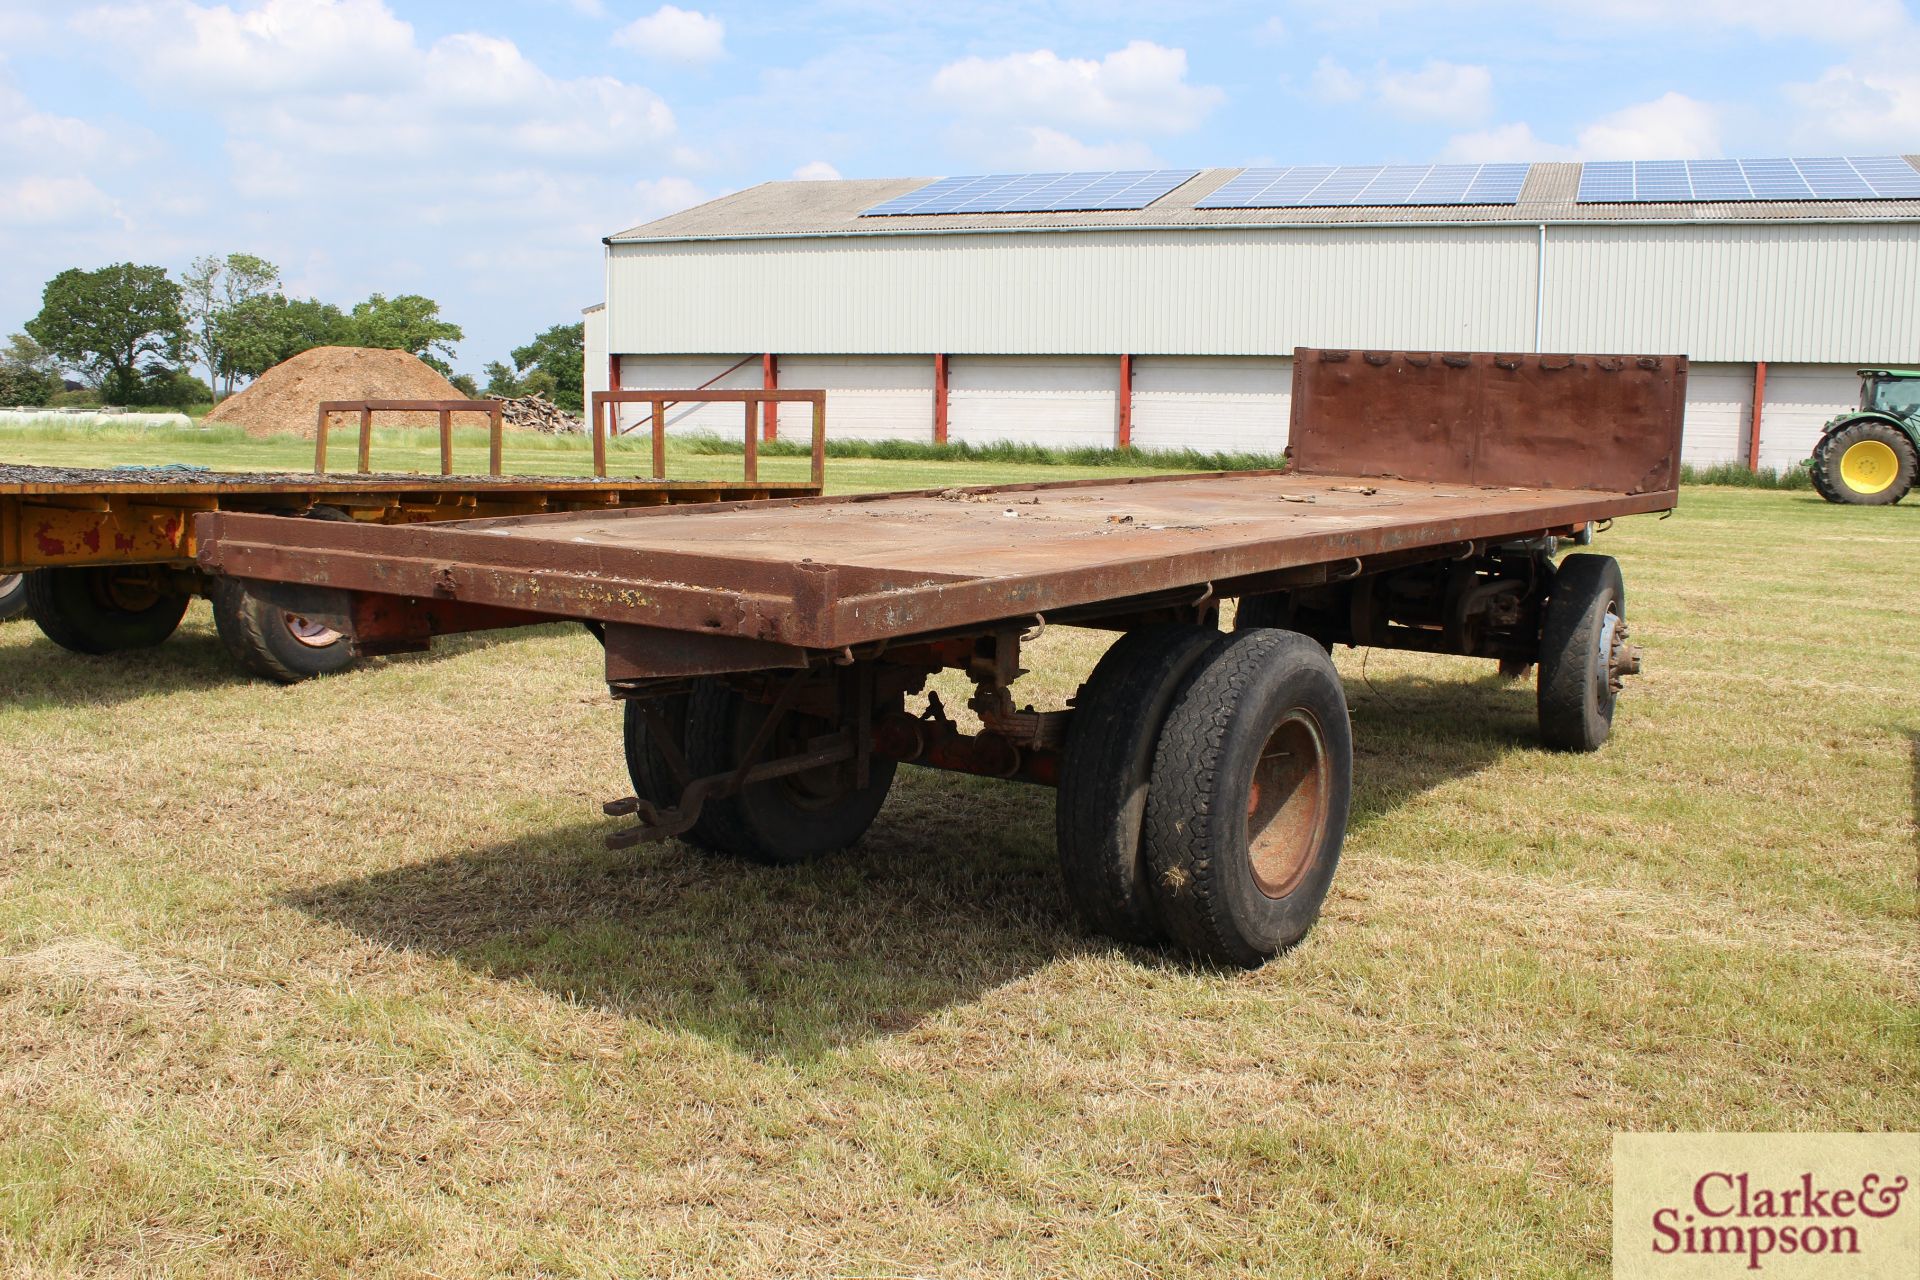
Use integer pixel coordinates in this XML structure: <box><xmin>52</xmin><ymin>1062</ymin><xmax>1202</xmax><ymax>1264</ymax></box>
<box><xmin>1606</xmin><ymin>619</ymin><xmax>1641</xmax><ymax>693</ymax></box>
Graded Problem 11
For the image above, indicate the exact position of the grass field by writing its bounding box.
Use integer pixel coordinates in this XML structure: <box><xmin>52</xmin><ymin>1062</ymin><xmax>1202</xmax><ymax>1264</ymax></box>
<box><xmin>0</xmin><ymin>430</ymin><xmax>1915</xmax><ymax>1277</ymax></box>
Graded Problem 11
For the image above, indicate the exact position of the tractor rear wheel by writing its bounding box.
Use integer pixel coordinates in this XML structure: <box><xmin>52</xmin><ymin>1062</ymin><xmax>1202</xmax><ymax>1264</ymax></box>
<box><xmin>1812</xmin><ymin>420</ymin><xmax>1916</xmax><ymax>505</ymax></box>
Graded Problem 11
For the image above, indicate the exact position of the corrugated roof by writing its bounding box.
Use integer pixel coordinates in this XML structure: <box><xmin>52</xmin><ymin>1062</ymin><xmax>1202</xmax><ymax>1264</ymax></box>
<box><xmin>609</xmin><ymin>159</ymin><xmax>1920</xmax><ymax>243</ymax></box>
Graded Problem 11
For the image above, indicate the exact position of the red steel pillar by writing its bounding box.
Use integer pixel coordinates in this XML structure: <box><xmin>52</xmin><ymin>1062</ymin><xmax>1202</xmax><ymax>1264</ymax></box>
<box><xmin>1116</xmin><ymin>353</ymin><xmax>1133</xmax><ymax>449</ymax></box>
<box><xmin>606</xmin><ymin>353</ymin><xmax>621</xmax><ymax>436</ymax></box>
<box><xmin>933</xmin><ymin>353</ymin><xmax>949</xmax><ymax>445</ymax></box>
<box><xmin>762</xmin><ymin>353</ymin><xmax>778</xmax><ymax>441</ymax></box>
<box><xmin>1747</xmin><ymin>361</ymin><xmax>1767</xmax><ymax>472</ymax></box>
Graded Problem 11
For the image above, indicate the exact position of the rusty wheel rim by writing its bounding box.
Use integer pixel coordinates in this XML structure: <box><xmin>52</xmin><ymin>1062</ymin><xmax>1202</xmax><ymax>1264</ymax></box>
<box><xmin>1246</xmin><ymin>710</ymin><xmax>1331</xmax><ymax>899</ymax></box>
<box><xmin>284</xmin><ymin>613</ymin><xmax>343</xmax><ymax>648</ymax></box>
<box><xmin>92</xmin><ymin>569</ymin><xmax>163</xmax><ymax>613</ymax></box>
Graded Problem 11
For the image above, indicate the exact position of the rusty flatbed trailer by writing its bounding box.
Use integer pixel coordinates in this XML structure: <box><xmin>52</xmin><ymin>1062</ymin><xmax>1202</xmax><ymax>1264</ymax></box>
<box><xmin>0</xmin><ymin>392</ymin><xmax>824</xmax><ymax>682</ymax></box>
<box><xmin>196</xmin><ymin>350</ymin><xmax>1685</xmax><ymax>965</ymax></box>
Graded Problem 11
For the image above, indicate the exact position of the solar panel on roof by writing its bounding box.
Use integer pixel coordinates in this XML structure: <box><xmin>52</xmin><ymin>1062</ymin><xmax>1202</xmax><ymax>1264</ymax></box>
<box><xmin>1195</xmin><ymin>163</ymin><xmax>1530</xmax><ymax>208</ymax></box>
<box><xmin>1575</xmin><ymin>156</ymin><xmax>1920</xmax><ymax>202</ymax></box>
<box><xmin>860</xmin><ymin>169</ymin><xmax>1201</xmax><ymax>216</ymax></box>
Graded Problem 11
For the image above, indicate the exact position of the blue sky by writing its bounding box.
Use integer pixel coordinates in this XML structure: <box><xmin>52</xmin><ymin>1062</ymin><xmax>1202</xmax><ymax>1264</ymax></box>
<box><xmin>2</xmin><ymin>0</ymin><xmax>1915</xmax><ymax>378</ymax></box>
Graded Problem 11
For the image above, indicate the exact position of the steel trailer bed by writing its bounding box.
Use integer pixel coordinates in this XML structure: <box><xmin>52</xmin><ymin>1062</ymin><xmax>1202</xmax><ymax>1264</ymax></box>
<box><xmin>195</xmin><ymin>349</ymin><xmax>1686</xmax><ymax>965</ymax></box>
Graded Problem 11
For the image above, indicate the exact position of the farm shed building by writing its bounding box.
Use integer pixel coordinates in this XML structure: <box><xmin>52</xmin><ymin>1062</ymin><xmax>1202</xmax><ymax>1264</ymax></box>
<box><xmin>586</xmin><ymin>159</ymin><xmax>1920</xmax><ymax>470</ymax></box>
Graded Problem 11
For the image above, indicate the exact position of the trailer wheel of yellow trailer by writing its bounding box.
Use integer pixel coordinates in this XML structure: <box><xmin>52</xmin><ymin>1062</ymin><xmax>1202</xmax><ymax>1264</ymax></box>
<box><xmin>23</xmin><ymin>567</ymin><xmax>191</xmax><ymax>654</ymax></box>
<box><xmin>0</xmin><ymin>573</ymin><xmax>25</xmax><ymax>623</ymax></box>
<box><xmin>211</xmin><ymin>578</ymin><xmax>355</xmax><ymax>684</ymax></box>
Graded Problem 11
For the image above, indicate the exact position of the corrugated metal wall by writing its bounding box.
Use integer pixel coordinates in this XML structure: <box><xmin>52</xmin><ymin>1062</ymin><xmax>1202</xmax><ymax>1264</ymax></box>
<box><xmin>607</xmin><ymin>219</ymin><xmax>1920</xmax><ymax>363</ymax></box>
<box><xmin>1541</xmin><ymin>222</ymin><xmax>1920</xmax><ymax>362</ymax></box>
<box><xmin>607</xmin><ymin>227</ymin><xmax>1539</xmax><ymax>356</ymax></box>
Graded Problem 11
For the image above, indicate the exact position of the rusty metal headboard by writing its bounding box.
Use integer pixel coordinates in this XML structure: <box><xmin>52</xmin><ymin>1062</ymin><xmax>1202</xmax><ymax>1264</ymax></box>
<box><xmin>1287</xmin><ymin>348</ymin><xmax>1688</xmax><ymax>497</ymax></box>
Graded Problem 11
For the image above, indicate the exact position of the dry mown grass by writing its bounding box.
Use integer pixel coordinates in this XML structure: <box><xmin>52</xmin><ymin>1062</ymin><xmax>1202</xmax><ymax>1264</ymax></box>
<box><xmin>0</xmin><ymin>479</ymin><xmax>1915</xmax><ymax>1278</ymax></box>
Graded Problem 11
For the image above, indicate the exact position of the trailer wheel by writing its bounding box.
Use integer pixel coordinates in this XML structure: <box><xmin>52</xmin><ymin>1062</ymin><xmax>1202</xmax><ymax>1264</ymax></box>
<box><xmin>1537</xmin><ymin>554</ymin><xmax>1630</xmax><ymax>752</ymax></box>
<box><xmin>1143</xmin><ymin>629</ymin><xmax>1352</xmax><ymax>968</ymax></box>
<box><xmin>210</xmin><ymin>578</ymin><xmax>356</xmax><ymax>684</ymax></box>
<box><xmin>683</xmin><ymin>679</ymin><xmax>897</xmax><ymax>865</ymax></box>
<box><xmin>23</xmin><ymin>567</ymin><xmax>191</xmax><ymax>654</ymax></box>
<box><xmin>0</xmin><ymin>573</ymin><xmax>24</xmax><ymax>623</ymax></box>
<box><xmin>1056</xmin><ymin>624</ymin><xmax>1223</xmax><ymax>945</ymax></box>
<box><xmin>621</xmin><ymin>693</ymin><xmax>702</xmax><ymax>837</ymax></box>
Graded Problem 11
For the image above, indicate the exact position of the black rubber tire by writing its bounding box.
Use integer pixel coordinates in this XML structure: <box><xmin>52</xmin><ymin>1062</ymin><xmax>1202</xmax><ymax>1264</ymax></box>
<box><xmin>622</xmin><ymin>692</ymin><xmax>694</xmax><ymax>809</ymax></box>
<box><xmin>1808</xmin><ymin>458</ymin><xmax>1840</xmax><ymax>503</ymax></box>
<box><xmin>1811</xmin><ymin>420</ymin><xmax>1917</xmax><ymax>505</ymax></box>
<box><xmin>1143</xmin><ymin>629</ymin><xmax>1353</xmax><ymax>968</ymax></box>
<box><xmin>682</xmin><ymin>678</ymin><xmax>897</xmax><ymax>865</ymax></box>
<box><xmin>23</xmin><ymin>567</ymin><xmax>190</xmax><ymax>654</ymax></box>
<box><xmin>0</xmin><ymin>573</ymin><xmax>24</xmax><ymax>623</ymax></box>
<box><xmin>1234</xmin><ymin>592</ymin><xmax>1291</xmax><ymax>630</ymax></box>
<box><xmin>210</xmin><ymin>577</ymin><xmax>357</xmax><ymax>684</ymax></box>
<box><xmin>1056</xmin><ymin>624</ymin><xmax>1224</xmax><ymax>945</ymax></box>
<box><xmin>1537</xmin><ymin>554</ymin><xmax>1626</xmax><ymax>753</ymax></box>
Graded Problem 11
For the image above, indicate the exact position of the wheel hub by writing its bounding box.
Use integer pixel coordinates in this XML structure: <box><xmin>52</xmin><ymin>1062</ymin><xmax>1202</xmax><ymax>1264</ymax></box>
<box><xmin>1597</xmin><ymin>609</ymin><xmax>1641</xmax><ymax>694</ymax></box>
<box><xmin>1839</xmin><ymin>439</ymin><xmax>1899</xmax><ymax>495</ymax></box>
<box><xmin>284</xmin><ymin>613</ymin><xmax>343</xmax><ymax>648</ymax></box>
<box><xmin>1246</xmin><ymin>710</ymin><xmax>1331</xmax><ymax>900</ymax></box>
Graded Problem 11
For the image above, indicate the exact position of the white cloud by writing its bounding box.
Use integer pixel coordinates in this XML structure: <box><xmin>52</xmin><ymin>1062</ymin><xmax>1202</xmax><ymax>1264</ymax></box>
<box><xmin>629</xmin><ymin>175</ymin><xmax>706</xmax><ymax>222</ymax></box>
<box><xmin>0</xmin><ymin>175</ymin><xmax>118</xmax><ymax>227</ymax></box>
<box><xmin>1559</xmin><ymin>0</ymin><xmax>1907</xmax><ymax>40</ymax></box>
<box><xmin>1576</xmin><ymin>92</ymin><xmax>1719</xmax><ymax>159</ymax></box>
<box><xmin>1255</xmin><ymin>16</ymin><xmax>1286</xmax><ymax>43</ymax></box>
<box><xmin>969</xmin><ymin>125</ymin><xmax>1157</xmax><ymax>170</ymax></box>
<box><xmin>1444</xmin><ymin>92</ymin><xmax>1720</xmax><ymax>162</ymax></box>
<box><xmin>84</xmin><ymin>1</ymin><xmax>675</xmax><ymax>174</ymax></box>
<box><xmin>932</xmin><ymin>41</ymin><xmax>1222</xmax><ymax>135</ymax></box>
<box><xmin>82</xmin><ymin>0</ymin><xmax>418</xmax><ymax>95</ymax></box>
<box><xmin>1306</xmin><ymin>58</ymin><xmax>1364</xmax><ymax>105</ymax></box>
<box><xmin>1442</xmin><ymin>122</ymin><xmax>1574</xmax><ymax>163</ymax></box>
<box><xmin>791</xmin><ymin>160</ymin><xmax>842</xmax><ymax>181</ymax></box>
<box><xmin>1784</xmin><ymin>20</ymin><xmax>1920</xmax><ymax>152</ymax></box>
<box><xmin>613</xmin><ymin>5</ymin><xmax>725</xmax><ymax>63</ymax></box>
<box><xmin>1376</xmin><ymin>60</ymin><xmax>1493</xmax><ymax>125</ymax></box>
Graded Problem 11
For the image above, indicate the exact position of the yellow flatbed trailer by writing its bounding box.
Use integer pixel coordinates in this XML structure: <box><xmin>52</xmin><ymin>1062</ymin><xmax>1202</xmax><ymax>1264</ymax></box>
<box><xmin>0</xmin><ymin>392</ymin><xmax>825</xmax><ymax>681</ymax></box>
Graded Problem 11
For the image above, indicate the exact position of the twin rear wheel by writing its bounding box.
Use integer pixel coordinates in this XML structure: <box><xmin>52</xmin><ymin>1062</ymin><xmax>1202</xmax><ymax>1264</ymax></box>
<box><xmin>1057</xmin><ymin>625</ymin><xmax>1352</xmax><ymax>968</ymax></box>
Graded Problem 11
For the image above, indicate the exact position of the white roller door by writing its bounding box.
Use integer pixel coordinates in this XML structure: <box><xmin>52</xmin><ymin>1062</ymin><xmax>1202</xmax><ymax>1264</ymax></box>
<box><xmin>1131</xmin><ymin>356</ymin><xmax>1290</xmax><ymax>457</ymax></box>
<box><xmin>947</xmin><ymin>356</ymin><xmax>1118</xmax><ymax>448</ymax></box>
<box><xmin>1758</xmin><ymin>364</ymin><xmax>1860</xmax><ymax>472</ymax></box>
<box><xmin>614</xmin><ymin>355</ymin><xmax>759</xmax><ymax>437</ymax></box>
<box><xmin>777</xmin><ymin>356</ymin><xmax>933</xmax><ymax>441</ymax></box>
<box><xmin>1680</xmin><ymin>363</ymin><xmax>1751</xmax><ymax>468</ymax></box>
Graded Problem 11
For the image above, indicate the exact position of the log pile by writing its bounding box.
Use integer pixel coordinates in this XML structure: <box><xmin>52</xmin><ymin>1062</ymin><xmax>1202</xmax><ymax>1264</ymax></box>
<box><xmin>487</xmin><ymin>393</ymin><xmax>584</xmax><ymax>434</ymax></box>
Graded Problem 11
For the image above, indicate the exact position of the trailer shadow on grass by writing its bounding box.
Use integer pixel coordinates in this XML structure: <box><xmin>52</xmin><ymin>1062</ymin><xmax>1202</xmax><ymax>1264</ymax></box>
<box><xmin>0</xmin><ymin>614</ymin><xmax>576</xmax><ymax>712</ymax></box>
<box><xmin>286</xmin><ymin>669</ymin><xmax>1540</xmax><ymax>1063</ymax></box>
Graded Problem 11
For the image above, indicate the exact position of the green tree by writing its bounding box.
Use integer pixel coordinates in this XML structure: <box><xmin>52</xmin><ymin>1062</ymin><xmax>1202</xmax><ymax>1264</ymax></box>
<box><xmin>0</xmin><ymin>333</ymin><xmax>58</xmax><ymax>406</ymax></box>
<box><xmin>213</xmin><ymin>296</ymin><xmax>349</xmax><ymax>380</ymax></box>
<box><xmin>481</xmin><ymin>359</ymin><xmax>521</xmax><ymax>398</ymax></box>
<box><xmin>179</xmin><ymin>252</ymin><xmax>280</xmax><ymax>397</ymax></box>
<box><xmin>507</xmin><ymin>322</ymin><xmax>584</xmax><ymax>411</ymax></box>
<box><xmin>25</xmin><ymin>264</ymin><xmax>185</xmax><ymax>403</ymax></box>
<box><xmin>340</xmin><ymin>293</ymin><xmax>463</xmax><ymax>372</ymax></box>
<box><xmin>447</xmin><ymin>372</ymin><xmax>480</xmax><ymax>397</ymax></box>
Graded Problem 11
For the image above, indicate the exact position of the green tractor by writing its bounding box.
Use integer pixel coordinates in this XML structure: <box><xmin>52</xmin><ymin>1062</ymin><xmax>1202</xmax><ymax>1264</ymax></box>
<box><xmin>1808</xmin><ymin>369</ymin><xmax>1920</xmax><ymax>504</ymax></box>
